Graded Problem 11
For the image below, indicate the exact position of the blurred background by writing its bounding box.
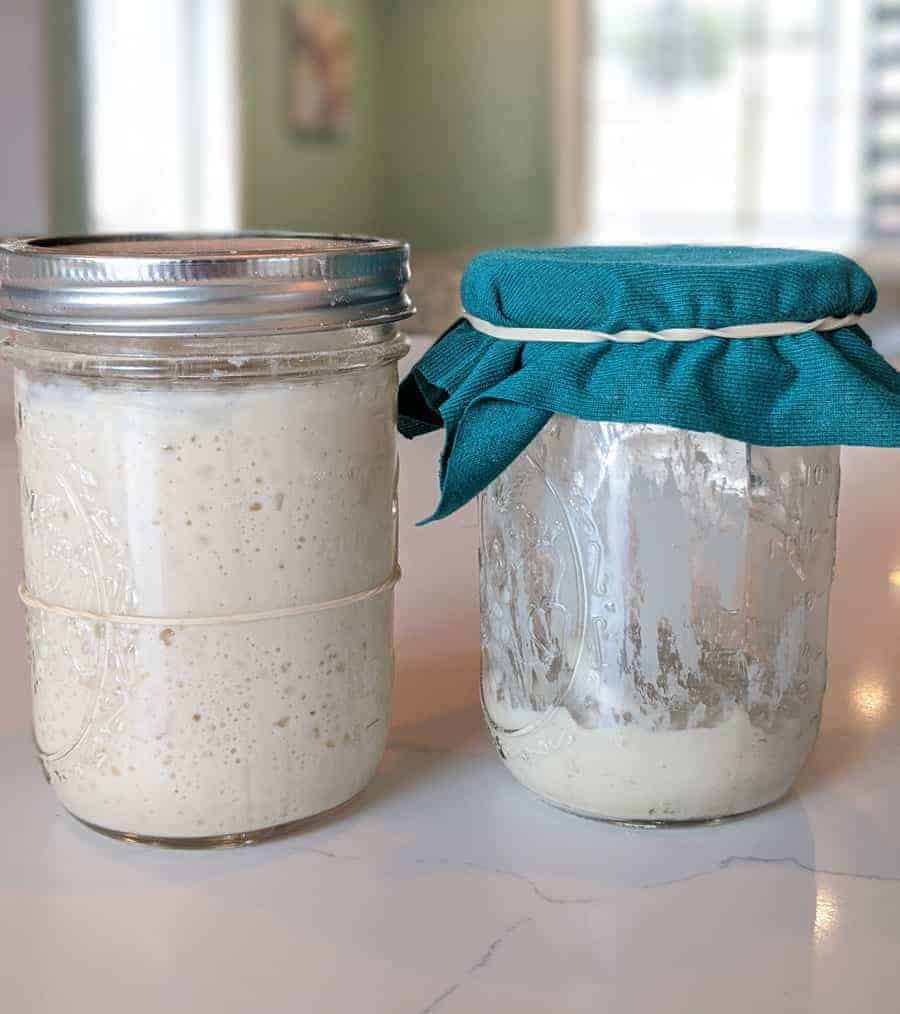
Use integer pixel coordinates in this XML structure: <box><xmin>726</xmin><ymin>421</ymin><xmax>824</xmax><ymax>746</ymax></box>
<box><xmin>1</xmin><ymin>0</ymin><xmax>899</xmax><ymax>349</ymax></box>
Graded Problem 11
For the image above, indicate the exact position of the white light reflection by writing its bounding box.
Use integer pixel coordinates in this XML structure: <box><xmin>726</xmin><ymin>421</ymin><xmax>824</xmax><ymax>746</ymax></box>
<box><xmin>851</xmin><ymin>678</ymin><xmax>891</xmax><ymax>722</ymax></box>
<box><xmin>814</xmin><ymin>886</ymin><xmax>838</xmax><ymax>944</ymax></box>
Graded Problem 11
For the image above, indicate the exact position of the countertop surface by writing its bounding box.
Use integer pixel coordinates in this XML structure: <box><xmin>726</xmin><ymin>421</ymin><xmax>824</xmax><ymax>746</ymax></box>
<box><xmin>1</xmin><ymin>339</ymin><xmax>899</xmax><ymax>1014</ymax></box>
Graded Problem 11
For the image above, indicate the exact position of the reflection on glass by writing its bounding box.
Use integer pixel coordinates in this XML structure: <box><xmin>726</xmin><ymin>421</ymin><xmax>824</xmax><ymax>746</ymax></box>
<box><xmin>888</xmin><ymin>569</ymin><xmax>900</xmax><ymax>588</ymax></box>
<box><xmin>814</xmin><ymin>886</ymin><xmax>838</xmax><ymax>943</ymax></box>
<box><xmin>851</xmin><ymin>677</ymin><xmax>891</xmax><ymax>721</ymax></box>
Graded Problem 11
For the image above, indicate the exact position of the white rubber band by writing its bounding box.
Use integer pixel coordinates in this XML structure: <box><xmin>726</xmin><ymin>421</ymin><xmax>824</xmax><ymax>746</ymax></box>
<box><xmin>463</xmin><ymin>312</ymin><xmax>864</xmax><ymax>344</ymax></box>
<box><xmin>18</xmin><ymin>567</ymin><xmax>400</xmax><ymax>627</ymax></box>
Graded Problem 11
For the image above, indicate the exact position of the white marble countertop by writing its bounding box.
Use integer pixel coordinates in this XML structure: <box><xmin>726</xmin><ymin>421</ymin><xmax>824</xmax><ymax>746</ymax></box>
<box><xmin>1</xmin><ymin>340</ymin><xmax>899</xmax><ymax>1013</ymax></box>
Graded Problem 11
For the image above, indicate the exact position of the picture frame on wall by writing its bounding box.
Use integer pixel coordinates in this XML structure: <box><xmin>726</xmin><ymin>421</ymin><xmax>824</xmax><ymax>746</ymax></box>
<box><xmin>286</xmin><ymin>2</ymin><xmax>353</xmax><ymax>136</ymax></box>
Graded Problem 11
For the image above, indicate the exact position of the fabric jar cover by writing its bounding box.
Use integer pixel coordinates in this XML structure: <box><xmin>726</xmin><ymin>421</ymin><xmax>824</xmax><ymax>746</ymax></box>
<box><xmin>398</xmin><ymin>245</ymin><xmax>900</xmax><ymax>521</ymax></box>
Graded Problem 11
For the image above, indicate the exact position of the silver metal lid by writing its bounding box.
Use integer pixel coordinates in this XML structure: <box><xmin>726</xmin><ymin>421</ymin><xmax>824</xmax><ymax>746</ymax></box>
<box><xmin>0</xmin><ymin>232</ymin><xmax>413</xmax><ymax>337</ymax></box>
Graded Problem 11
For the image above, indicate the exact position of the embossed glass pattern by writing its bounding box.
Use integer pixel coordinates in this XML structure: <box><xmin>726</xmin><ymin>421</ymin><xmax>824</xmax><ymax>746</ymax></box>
<box><xmin>480</xmin><ymin>417</ymin><xmax>839</xmax><ymax>822</ymax></box>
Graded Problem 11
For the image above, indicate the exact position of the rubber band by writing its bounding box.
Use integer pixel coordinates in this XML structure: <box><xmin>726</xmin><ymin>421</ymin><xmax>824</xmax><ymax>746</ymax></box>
<box><xmin>462</xmin><ymin>311</ymin><xmax>865</xmax><ymax>345</ymax></box>
<box><xmin>18</xmin><ymin>567</ymin><xmax>400</xmax><ymax>627</ymax></box>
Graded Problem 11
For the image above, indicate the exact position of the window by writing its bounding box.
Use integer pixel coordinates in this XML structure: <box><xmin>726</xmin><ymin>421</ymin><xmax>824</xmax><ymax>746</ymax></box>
<box><xmin>583</xmin><ymin>0</ymin><xmax>866</xmax><ymax>246</ymax></box>
<box><xmin>864</xmin><ymin>3</ymin><xmax>900</xmax><ymax>238</ymax></box>
<box><xmin>80</xmin><ymin>0</ymin><xmax>239</xmax><ymax>232</ymax></box>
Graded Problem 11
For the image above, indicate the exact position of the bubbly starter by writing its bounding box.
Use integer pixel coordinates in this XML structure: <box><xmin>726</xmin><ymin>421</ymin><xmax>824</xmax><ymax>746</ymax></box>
<box><xmin>17</xmin><ymin>366</ymin><xmax>398</xmax><ymax>839</ymax></box>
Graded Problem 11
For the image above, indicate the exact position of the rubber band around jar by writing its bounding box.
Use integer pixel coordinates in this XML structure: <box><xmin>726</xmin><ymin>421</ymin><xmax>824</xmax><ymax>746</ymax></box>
<box><xmin>18</xmin><ymin>567</ymin><xmax>400</xmax><ymax>627</ymax></box>
<box><xmin>462</xmin><ymin>312</ymin><xmax>865</xmax><ymax>344</ymax></box>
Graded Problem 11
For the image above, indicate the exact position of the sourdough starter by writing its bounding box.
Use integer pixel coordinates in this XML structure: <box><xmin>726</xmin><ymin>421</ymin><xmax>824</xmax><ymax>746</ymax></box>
<box><xmin>480</xmin><ymin>419</ymin><xmax>839</xmax><ymax>822</ymax></box>
<box><xmin>488</xmin><ymin>703</ymin><xmax>818</xmax><ymax>821</ymax></box>
<box><xmin>17</xmin><ymin>366</ymin><xmax>398</xmax><ymax>839</ymax></box>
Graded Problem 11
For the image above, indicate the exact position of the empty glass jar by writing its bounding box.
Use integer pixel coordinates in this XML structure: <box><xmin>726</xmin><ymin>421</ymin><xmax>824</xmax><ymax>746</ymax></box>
<box><xmin>480</xmin><ymin>417</ymin><xmax>840</xmax><ymax>822</ymax></box>
<box><xmin>0</xmin><ymin>233</ymin><xmax>411</xmax><ymax>845</ymax></box>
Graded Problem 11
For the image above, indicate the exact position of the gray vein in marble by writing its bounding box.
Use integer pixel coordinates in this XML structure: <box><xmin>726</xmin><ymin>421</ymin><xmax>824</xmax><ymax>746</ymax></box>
<box><xmin>416</xmin><ymin>918</ymin><xmax>532</xmax><ymax>1014</ymax></box>
<box><xmin>718</xmin><ymin>855</ymin><xmax>900</xmax><ymax>884</ymax></box>
<box><xmin>477</xmin><ymin>855</ymin><xmax>900</xmax><ymax>902</ymax></box>
<box><xmin>294</xmin><ymin>846</ymin><xmax>361</xmax><ymax>862</ymax></box>
<box><xmin>290</xmin><ymin>846</ymin><xmax>900</xmax><ymax>900</ymax></box>
<box><xmin>432</xmin><ymin>855</ymin><xmax>900</xmax><ymax>902</ymax></box>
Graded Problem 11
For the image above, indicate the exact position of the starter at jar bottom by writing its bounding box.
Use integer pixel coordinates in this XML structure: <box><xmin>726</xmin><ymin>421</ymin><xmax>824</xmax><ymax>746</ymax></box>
<box><xmin>18</xmin><ymin>367</ymin><xmax>397</xmax><ymax>840</ymax></box>
<box><xmin>489</xmin><ymin>703</ymin><xmax>819</xmax><ymax>822</ymax></box>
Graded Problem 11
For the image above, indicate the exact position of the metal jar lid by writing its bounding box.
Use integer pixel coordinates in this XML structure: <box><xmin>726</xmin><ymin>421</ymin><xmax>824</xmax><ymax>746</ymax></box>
<box><xmin>0</xmin><ymin>232</ymin><xmax>413</xmax><ymax>337</ymax></box>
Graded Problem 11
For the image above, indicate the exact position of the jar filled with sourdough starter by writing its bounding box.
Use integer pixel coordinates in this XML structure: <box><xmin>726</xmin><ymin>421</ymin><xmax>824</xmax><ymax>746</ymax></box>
<box><xmin>400</xmin><ymin>245</ymin><xmax>900</xmax><ymax>823</ymax></box>
<box><xmin>0</xmin><ymin>233</ymin><xmax>411</xmax><ymax>845</ymax></box>
<box><xmin>478</xmin><ymin>423</ymin><xmax>839</xmax><ymax>821</ymax></box>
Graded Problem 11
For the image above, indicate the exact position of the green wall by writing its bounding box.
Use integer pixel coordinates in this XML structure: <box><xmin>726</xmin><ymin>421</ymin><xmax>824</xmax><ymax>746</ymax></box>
<box><xmin>43</xmin><ymin>0</ymin><xmax>555</xmax><ymax>248</ymax></box>
<box><xmin>373</xmin><ymin>0</ymin><xmax>555</xmax><ymax>252</ymax></box>
<box><xmin>239</xmin><ymin>0</ymin><xmax>555</xmax><ymax>251</ymax></box>
<box><xmin>47</xmin><ymin>0</ymin><xmax>88</xmax><ymax>234</ymax></box>
<box><xmin>240</xmin><ymin>0</ymin><xmax>384</xmax><ymax>234</ymax></box>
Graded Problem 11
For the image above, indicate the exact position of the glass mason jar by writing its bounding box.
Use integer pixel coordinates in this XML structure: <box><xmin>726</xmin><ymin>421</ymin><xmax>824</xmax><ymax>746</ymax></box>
<box><xmin>480</xmin><ymin>416</ymin><xmax>839</xmax><ymax>823</ymax></box>
<box><xmin>0</xmin><ymin>234</ymin><xmax>411</xmax><ymax>846</ymax></box>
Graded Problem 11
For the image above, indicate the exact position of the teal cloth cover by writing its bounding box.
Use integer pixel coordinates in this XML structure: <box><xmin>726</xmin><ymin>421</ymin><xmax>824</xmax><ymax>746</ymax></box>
<box><xmin>398</xmin><ymin>246</ymin><xmax>900</xmax><ymax>521</ymax></box>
